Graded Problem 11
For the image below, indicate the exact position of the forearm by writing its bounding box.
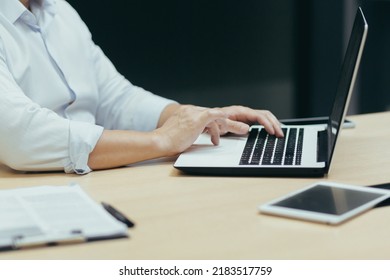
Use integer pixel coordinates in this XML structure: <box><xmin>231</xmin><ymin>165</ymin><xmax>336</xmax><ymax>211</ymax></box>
<box><xmin>87</xmin><ymin>130</ymin><xmax>167</xmax><ymax>170</ymax></box>
<box><xmin>88</xmin><ymin>104</ymin><xmax>181</xmax><ymax>170</ymax></box>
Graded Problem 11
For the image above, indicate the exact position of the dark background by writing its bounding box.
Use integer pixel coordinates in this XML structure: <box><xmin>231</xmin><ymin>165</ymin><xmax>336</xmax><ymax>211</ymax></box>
<box><xmin>66</xmin><ymin>0</ymin><xmax>390</xmax><ymax>119</ymax></box>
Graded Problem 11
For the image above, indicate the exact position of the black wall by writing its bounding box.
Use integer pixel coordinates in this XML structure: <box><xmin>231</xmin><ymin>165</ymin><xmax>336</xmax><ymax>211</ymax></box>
<box><xmin>66</xmin><ymin>0</ymin><xmax>390</xmax><ymax>118</ymax></box>
<box><xmin>66</xmin><ymin>0</ymin><xmax>295</xmax><ymax>118</ymax></box>
<box><xmin>359</xmin><ymin>0</ymin><xmax>390</xmax><ymax>113</ymax></box>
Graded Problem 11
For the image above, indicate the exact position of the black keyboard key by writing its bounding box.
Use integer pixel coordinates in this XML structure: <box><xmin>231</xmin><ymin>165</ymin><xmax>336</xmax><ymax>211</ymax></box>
<box><xmin>239</xmin><ymin>128</ymin><xmax>258</xmax><ymax>165</ymax></box>
<box><xmin>261</xmin><ymin>135</ymin><xmax>276</xmax><ymax>165</ymax></box>
<box><xmin>295</xmin><ymin>128</ymin><xmax>304</xmax><ymax>165</ymax></box>
<box><xmin>272</xmin><ymin>138</ymin><xmax>286</xmax><ymax>165</ymax></box>
<box><xmin>272</xmin><ymin>128</ymin><xmax>288</xmax><ymax>165</ymax></box>
<box><xmin>250</xmin><ymin>129</ymin><xmax>267</xmax><ymax>165</ymax></box>
<box><xmin>284</xmin><ymin>128</ymin><xmax>297</xmax><ymax>165</ymax></box>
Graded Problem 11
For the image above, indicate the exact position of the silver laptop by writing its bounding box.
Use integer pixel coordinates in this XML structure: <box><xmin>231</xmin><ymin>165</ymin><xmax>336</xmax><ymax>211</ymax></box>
<box><xmin>174</xmin><ymin>7</ymin><xmax>368</xmax><ymax>177</ymax></box>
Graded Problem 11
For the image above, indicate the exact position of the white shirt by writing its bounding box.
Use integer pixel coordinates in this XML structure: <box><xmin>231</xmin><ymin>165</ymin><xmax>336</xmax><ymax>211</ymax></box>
<box><xmin>0</xmin><ymin>0</ymin><xmax>175</xmax><ymax>174</ymax></box>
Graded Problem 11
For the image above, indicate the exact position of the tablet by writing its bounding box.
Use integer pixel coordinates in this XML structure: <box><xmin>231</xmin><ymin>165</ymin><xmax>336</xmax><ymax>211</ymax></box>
<box><xmin>259</xmin><ymin>182</ymin><xmax>390</xmax><ymax>225</ymax></box>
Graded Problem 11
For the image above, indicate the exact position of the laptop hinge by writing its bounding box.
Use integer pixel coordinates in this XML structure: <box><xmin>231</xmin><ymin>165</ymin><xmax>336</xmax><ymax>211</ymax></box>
<box><xmin>317</xmin><ymin>130</ymin><xmax>328</xmax><ymax>163</ymax></box>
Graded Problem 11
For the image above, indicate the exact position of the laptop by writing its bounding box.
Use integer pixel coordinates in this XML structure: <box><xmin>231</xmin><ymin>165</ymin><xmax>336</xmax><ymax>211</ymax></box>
<box><xmin>174</xmin><ymin>7</ymin><xmax>368</xmax><ymax>177</ymax></box>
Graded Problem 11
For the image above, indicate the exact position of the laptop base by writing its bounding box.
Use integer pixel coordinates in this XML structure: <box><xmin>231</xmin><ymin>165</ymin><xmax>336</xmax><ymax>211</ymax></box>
<box><xmin>175</xmin><ymin>166</ymin><xmax>327</xmax><ymax>177</ymax></box>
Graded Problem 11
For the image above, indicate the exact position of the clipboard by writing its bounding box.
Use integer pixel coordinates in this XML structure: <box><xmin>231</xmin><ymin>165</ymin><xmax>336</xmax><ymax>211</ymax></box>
<box><xmin>0</xmin><ymin>184</ymin><xmax>133</xmax><ymax>251</ymax></box>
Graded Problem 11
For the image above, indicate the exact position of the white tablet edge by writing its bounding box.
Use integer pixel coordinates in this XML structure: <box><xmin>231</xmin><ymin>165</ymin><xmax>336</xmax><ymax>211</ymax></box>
<box><xmin>259</xmin><ymin>182</ymin><xmax>390</xmax><ymax>225</ymax></box>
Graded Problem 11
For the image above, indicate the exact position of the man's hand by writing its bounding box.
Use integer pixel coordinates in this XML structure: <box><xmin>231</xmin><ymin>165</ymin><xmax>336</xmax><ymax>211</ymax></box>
<box><xmin>220</xmin><ymin>105</ymin><xmax>284</xmax><ymax>137</ymax></box>
<box><xmin>156</xmin><ymin>105</ymin><xmax>284</xmax><ymax>156</ymax></box>
<box><xmin>88</xmin><ymin>104</ymin><xmax>283</xmax><ymax>170</ymax></box>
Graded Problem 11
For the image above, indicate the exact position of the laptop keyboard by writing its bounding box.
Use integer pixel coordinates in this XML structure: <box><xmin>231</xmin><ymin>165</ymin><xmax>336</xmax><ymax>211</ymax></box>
<box><xmin>239</xmin><ymin>127</ymin><xmax>304</xmax><ymax>166</ymax></box>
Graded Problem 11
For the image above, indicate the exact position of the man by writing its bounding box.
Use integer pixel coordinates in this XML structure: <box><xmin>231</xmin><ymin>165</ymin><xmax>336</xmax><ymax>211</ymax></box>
<box><xmin>0</xmin><ymin>0</ymin><xmax>283</xmax><ymax>174</ymax></box>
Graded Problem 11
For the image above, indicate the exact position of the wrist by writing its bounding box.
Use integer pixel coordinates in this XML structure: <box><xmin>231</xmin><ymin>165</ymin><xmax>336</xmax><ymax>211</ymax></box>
<box><xmin>157</xmin><ymin>103</ymin><xmax>181</xmax><ymax>128</ymax></box>
<box><xmin>151</xmin><ymin>129</ymin><xmax>180</xmax><ymax>158</ymax></box>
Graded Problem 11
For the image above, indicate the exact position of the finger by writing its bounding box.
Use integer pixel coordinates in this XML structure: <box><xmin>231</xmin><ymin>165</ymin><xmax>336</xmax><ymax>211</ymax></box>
<box><xmin>199</xmin><ymin>108</ymin><xmax>228</xmax><ymax>140</ymax></box>
<box><xmin>206</xmin><ymin>121</ymin><xmax>221</xmax><ymax>145</ymax></box>
<box><xmin>216</xmin><ymin>118</ymin><xmax>229</xmax><ymax>135</ymax></box>
<box><xmin>266</xmin><ymin>113</ymin><xmax>284</xmax><ymax>137</ymax></box>
<box><xmin>225</xmin><ymin>119</ymin><xmax>250</xmax><ymax>135</ymax></box>
<box><xmin>221</xmin><ymin>106</ymin><xmax>283</xmax><ymax>137</ymax></box>
<box><xmin>257</xmin><ymin>111</ymin><xmax>284</xmax><ymax>137</ymax></box>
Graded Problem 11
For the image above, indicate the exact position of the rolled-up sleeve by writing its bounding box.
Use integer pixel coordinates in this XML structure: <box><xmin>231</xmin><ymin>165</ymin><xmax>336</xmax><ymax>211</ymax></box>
<box><xmin>0</xmin><ymin>91</ymin><xmax>104</xmax><ymax>174</ymax></box>
<box><xmin>66</xmin><ymin>120</ymin><xmax>103</xmax><ymax>174</ymax></box>
<box><xmin>0</xmin><ymin>55</ymin><xmax>103</xmax><ymax>173</ymax></box>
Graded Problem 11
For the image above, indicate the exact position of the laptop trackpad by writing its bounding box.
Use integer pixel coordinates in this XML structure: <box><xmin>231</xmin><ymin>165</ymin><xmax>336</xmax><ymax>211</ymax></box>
<box><xmin>176</xmin><ymin>133</ymin><xmax>246</xmax><ymax>167</ymax></box>
<box><xmin>184</xmin><ymin>133</ymin><xmax>246</xmax><ymax>155</ymax></box>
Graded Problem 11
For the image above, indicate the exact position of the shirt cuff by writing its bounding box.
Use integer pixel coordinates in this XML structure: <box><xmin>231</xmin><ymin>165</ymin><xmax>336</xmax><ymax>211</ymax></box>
<box><xmin>64</xmin><ymin>121</ymin><xmax>104</xmax><ymax>174</ymax></box>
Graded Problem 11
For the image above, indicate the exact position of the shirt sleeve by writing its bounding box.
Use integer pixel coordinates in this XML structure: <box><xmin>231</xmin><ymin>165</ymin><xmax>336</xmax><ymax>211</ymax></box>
<box><xmin>88</xmin><ymin>39</ymin><xmax>177</xmax><ymax>131</ymax></box>
<box><xmin>0</xmin><ymin>41</ymin><xmax>103</xmax><ymax>174</ymax></box>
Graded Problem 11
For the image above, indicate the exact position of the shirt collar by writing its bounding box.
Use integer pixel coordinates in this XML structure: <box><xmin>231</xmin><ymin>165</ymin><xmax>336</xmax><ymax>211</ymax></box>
<box><xmin>0</xmin><ymin>0</ymin><xmax>57</xmax><ymax>24</ymax></box>
<box><xmin>0</xmin><ymin>0</ymin><xmax>27</xmax><ymax>24</ymax></box>
<box><xmin>31</xmin><ymin>0</ymin><xmax>57</xmax><ymax>28</ymax></box>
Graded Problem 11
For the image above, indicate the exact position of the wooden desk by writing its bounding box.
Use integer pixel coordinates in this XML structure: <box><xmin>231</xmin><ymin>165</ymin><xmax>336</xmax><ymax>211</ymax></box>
<box><xmin>1</xmin><ymin>112</ymin><xmax>390</xmax><ymax>260</ymax></box>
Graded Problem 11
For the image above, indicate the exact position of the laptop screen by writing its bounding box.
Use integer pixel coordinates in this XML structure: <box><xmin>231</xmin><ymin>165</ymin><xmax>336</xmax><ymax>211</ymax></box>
<box><xmin>326</xmin><ymin>7</ymin><xmax>368</xmax><ymax>171</ymax></box>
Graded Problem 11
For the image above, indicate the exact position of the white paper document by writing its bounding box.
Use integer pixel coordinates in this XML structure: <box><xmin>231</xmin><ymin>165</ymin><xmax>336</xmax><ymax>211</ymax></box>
<box><xmin>0</xmin><ymin>184</ymin><xmax>128</xmax><ymax>250</ymax></box>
